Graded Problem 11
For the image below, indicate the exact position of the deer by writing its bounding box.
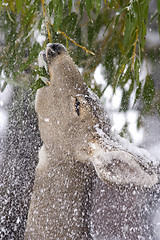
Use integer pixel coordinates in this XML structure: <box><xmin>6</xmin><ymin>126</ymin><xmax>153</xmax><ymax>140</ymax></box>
<box><xmin>24</xmin><ymin>43</ymin><xmax>158</xmax><ymax>239</ymax></box>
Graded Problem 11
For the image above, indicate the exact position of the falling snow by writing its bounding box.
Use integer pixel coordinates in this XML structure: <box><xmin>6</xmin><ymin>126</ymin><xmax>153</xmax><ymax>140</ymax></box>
<box><xmin>1</xmin><ymin>32</ymin><xmax>160</xmax><ymax>240</ymax></box>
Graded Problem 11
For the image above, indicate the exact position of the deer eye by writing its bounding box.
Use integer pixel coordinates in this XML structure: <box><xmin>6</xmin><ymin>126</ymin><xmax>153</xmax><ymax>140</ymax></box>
<box><xmin>75</xmin><ymin>98</ymin><xmax>80</xmax><ymax>116</ymax></box>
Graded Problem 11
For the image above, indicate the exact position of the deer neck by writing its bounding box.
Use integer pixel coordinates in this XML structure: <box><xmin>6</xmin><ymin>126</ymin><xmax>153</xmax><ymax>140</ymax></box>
<box><xmin>25</xmin><ymin>147</ymin><xmax>94</xmax><ymax>240</ymax></box>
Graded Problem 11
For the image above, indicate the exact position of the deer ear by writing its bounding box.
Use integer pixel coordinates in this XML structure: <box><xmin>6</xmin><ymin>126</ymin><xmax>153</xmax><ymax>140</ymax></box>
<box><xmin>90</xmin><ymin>143</ymin><xmax>158</xmax><ymax>188</ymax></box>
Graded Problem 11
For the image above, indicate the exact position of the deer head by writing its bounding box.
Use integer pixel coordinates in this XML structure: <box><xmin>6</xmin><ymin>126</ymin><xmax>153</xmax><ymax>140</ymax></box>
<box><xmin>35</xmin><ymin>43</ymin><xmax>158</xmax><ymax>188</ymax></box>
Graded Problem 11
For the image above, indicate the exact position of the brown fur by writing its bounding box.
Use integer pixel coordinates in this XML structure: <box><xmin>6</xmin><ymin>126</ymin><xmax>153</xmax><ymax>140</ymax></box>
<box><xmin>25</xmin><ymin>43</ymin><xmax>158</xmax><ymax>239</ymax></box>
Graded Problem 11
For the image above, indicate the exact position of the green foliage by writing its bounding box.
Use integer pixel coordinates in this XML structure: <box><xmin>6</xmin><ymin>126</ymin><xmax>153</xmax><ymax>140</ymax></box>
<box><xmin>52</xmin><ymin>0</ymin><xmax>63</xmax><ymax>31</ymax></box>
<box><xmin>30</xmin><ymin>65</ymin><xmax>50</xmax><ymax>92</ymax></box>
<box><xmin>0</xmin><ymin>0</ymin><xmax>160</xmax><ymax>123</ymax></box>
<box><xmin>142</xmin><ymin>75</ymin><xmax>155</xmax><ymax>113</ymax></box>
<box><xmin>16</xmin><ymin>0</ymin><xmax>24</xmax><ymax>12</ymax></box>
<box><xmin>30</xmin><ymin>78</ymin><xmax>46</xmax><ymax>93</ymax></box>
